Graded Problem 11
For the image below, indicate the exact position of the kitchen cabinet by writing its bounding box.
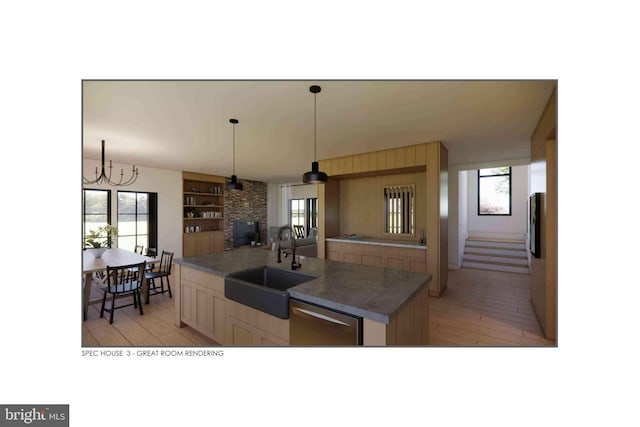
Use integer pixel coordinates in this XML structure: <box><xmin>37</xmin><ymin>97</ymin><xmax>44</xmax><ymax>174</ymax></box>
<box><xmin>178</xmin><ymin>266</ymin><xmax>289</xmax><ymax>346</ymax></box>
<box><xmin>183</xmin><ymin>231</ymin><xmax>224</xmax><ymax>257</ymax></box>
<box><xmin>225</xmin><ymin>300</ymin><xmax>289</xmax><ymax>346</ymax></box>
<box><xmin>179</xmin><ymin>266</ymin><xmax>226</xmax><ymax>344</ymax></box>
<box><xmin>182</xmin><ymin>171</ymin><xmax>225</xmax><ymax>256</ymax></box>
<box><xmin>326</xmin><ymin>240</ymin><xmax>426</xmax><ymax>273</ymax></box>
<box><xmin>175</xmin><ymin>251</ymin><xmax>431</xmax><ymax>346</ymax></box>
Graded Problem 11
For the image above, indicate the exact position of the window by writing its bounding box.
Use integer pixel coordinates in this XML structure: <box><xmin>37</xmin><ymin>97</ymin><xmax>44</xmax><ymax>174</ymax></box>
<box><xmin>478</xmin><ymin>167</ymin><xmax>511</xmax><ymax>215</ymax></box>
<box><xmin>383</xmin><ymin>185</ymin><xmax>415</xmax><ymax>235</ymax></box>
<box><xmin>306</xmin><ymin>197</ymin><xmax>318</xmax><ymax>236</ymax></box>
<box><xmin>83</xmin><ymin>189</ymin><xmax>111</xmax><ymax>247</ymax></box>
<box><xmin>289</xmin><ymin>199</ymin><xmax>305</xmax><ymax>230</ymax></box>
<box><xmin>117</xmin><ymin>191</ymin><xmax>158</xmax><ymax>252</ymax></box>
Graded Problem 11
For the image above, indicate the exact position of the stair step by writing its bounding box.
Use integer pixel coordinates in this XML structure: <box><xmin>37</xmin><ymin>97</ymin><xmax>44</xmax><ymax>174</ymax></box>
<box><xmin>464</xmin><ymin>247</ymin><xmax>527</xmax><ymax>257</ymax></box>
<box><xmin>466</xmin><ymin>240</ymin><xmax>526</xmax><ymax>250</ymax></box>
<box><xmin>463</xmin><ymin>253</ymin><xmax>528</xmax><ymax>265</ymax></box>
<box><xmin>467</xmin><ymin>237</ymin><xmax>525</xmax><ymax>244</ymax></box>
<box><xmin>462</xmin><ymin>261</ymin><xmax>530</xmax><ymax>274</ymax></box>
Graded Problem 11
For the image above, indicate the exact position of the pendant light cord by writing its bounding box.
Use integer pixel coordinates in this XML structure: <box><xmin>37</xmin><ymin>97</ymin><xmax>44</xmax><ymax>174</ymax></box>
<box><xmin>232</xmin><ymin>121</ymin><xmax>236</xmax><ymax>175</ymax></box>
<box><xmin>314</xmin><ymin>91</ymin><xmax>317</xmax><ymax>162</ymax></box>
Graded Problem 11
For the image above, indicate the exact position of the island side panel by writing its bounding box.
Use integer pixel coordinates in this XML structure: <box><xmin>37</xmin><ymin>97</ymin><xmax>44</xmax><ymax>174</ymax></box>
<box><xmin>364</xmin><ymin>284</ymin><xmax>429</xmax><ymax>346</ymax></box>
<box><xmin>174</xmin><ymin>264</ymin><xmax>183</xmax><ymax>328</ymax></box>
<box><xmin>363</xmin><ymin>318</ymin><xmax>387</xmax><ymax>346</ymax></box>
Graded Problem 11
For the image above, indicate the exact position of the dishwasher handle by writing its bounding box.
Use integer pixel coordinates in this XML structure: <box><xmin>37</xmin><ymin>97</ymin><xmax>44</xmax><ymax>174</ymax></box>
<box><xmin>291</xmin><ymin>306</ymin><xmax>351</xmax><ymax>326</ymax></box>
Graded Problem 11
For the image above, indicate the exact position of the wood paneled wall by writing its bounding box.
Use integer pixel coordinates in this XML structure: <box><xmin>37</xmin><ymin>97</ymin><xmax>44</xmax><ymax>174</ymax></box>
<box><xmin>318</xmin><ymin>141</ymin><xmax>448</xmax><ymax>296</ymax></box>
<box><xmin>425</xmin><ymin>142</ymin><xmax>449</xmax><ymax>296</ymax></box>
<box><xmin>338</xmin><ymin>172</ymin><xmax>426</xmax><ymax>240</ymax></box>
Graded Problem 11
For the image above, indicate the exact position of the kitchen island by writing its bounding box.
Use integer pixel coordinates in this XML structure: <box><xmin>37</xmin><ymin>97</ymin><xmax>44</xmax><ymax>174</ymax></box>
<box><xmin>174</xmin><ymin>250</ymin><xmax>431</xmax><ymax>346</ymax></box>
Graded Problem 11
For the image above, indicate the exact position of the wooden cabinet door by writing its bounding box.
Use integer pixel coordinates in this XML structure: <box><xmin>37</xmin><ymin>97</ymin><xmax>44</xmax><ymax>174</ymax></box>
<box><xmin>179</xmin><ymin>267</ymin><xmax>227</xmax><ymax>344</ymax></box>
<box><xmin>196</xmin><ymin>233</ymin><xmax>212</xmax><ymax>255</ymax></box>
<box><xmin>211</xmin><ymin>293</ymin><xmax>226</xmax><ymax>344</ymax></box>
<box><xmin>180</xmin><ymin>281</ymin><xmax>195</xmax><ymax>325</ymax></box>
<box><xmin>385</xmin><ymin>257</ymin><xmax>406</xmax><ymax>271</ymax></box>
<box><xmin>183</xmin><ymin>234</ymin><xmax>198</xmax><ymax>257</ymax></box>
<box><xmin>211</xmin><ymin>231</ymin><xmax>224</xmax><ymax>253</ymax></box>
<box><xmin>227</xmin><ymin>316</ymin><xmax>289</xmax><ymax>346</ymax></box>
<box><xmin>227</xmin><ymin>316</ymin><xmax>257</xmax><ymax>346</ymax></box>
<box><xmin>194</xmin><ymin>286</ymin><xmax>211</xmax><ymax>335</ymax></box>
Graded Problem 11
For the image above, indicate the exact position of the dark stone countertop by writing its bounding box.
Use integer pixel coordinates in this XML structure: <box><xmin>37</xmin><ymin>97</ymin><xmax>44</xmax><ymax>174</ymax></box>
<box><xmin>175</xmin><ymin>250</ymin><xmax>431</xmax><ymax>324</ymax></box>
<box><xmin>326</xmin><ymin>236</ymin><xmax>427</xmax><ymax>249</ymax></box>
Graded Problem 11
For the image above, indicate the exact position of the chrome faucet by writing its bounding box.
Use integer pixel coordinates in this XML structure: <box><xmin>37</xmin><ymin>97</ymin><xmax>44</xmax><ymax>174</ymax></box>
<box><xmin>277</xmin><ymin>226</ymin><xmax>301</xmax><ymax>270</ymax></box>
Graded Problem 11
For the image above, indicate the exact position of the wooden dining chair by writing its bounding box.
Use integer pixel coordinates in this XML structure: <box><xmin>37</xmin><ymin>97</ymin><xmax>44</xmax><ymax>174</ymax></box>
<box><xmin>293</xmin><ymin>224</ymin><xmax>306</xmax><ymax>239</ymax></box>
<box><xmin>134</xmin><ymin>245</ymin><xmax>144</xmax><ymax>254</ymax></box>
<box><xmin>100</xmin><ymin>261</ymin><xmax>145</xmax><ymax>324</ymax></box>
<box><xmin>145</xmin><ymin>248</ymin><xmax>157</xmax><ymax>271</ymax></box>
<box><xmin>144</xmin><ymin>250</ymin><xmax>174</xmax><ymax>303</ymax></box>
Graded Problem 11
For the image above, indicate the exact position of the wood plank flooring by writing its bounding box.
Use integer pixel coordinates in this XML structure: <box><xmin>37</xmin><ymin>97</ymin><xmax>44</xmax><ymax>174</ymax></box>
<box><xmin>429</xmin><ymin>268</ymin><xmax>555</xmax><ymax>346</ymax></box>
<box><xmin>82</xmin><ymin>267</ymin><xmax>555</xmax><ymax>347</ymax></box>
<box><xmin>82</xmin><ymin>275</ymin><xmax>219</xmax><ymax>347</ymax></box>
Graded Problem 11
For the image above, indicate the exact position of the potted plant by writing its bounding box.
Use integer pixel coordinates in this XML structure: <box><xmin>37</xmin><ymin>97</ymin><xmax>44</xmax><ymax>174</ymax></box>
<box><xmin>84</xmin><ymin>224</ymin><xmax>118</xmax><ymax>258</ymax></box>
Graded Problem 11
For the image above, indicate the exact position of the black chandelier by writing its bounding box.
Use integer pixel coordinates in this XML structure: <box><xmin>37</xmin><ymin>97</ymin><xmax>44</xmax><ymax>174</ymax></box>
<box><xmin>83</xmin><ymin>140</ymin><xmax>139</xmax><ymax>186</ymax></box>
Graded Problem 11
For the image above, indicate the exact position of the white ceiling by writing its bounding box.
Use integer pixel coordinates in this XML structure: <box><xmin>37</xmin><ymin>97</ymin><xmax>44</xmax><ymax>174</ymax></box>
<box><xmin>82</xmin><ymin>80</ymin><xmax>556</xmax><ymax>183</ymax></box>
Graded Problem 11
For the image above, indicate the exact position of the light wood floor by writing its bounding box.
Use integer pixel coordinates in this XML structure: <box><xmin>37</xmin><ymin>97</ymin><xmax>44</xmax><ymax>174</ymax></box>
<box><xmin>82</xmin><ymin>276</ymin><xmax>219</xmax><ymax>347</ymax></box>
<box><xmin>430</xmin><ymin>268</ymin><xmax>555</xmax><ymax>346</ymax></box>
<box><xmin>82</xmin><ymin>268</ymin><xmax>555</xmax><ymax>347</ymax></box>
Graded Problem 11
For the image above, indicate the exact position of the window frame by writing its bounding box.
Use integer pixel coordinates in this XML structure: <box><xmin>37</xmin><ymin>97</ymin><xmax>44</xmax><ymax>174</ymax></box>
<box><xmin>305</xmin><ymin>197</ymin><xmax>318</xmax><ymax>237</ymax></box>
<box><xmin>383</xmin><ymin>184</ymin><xmax>415</xmax><ymax>236</ymax></box>
<box><xmin>288</xmin><ymin>198</ymin><xmax>305</xmax><ymax>231</ymax></box>
<box><xmin>116</xmin><ymin>190</ymin><xmax>158</xmax><ymax>252</ymax></box>
<box><xmin>477</xmin><ymin>166</ymin><xmax>512</xmax><ymax>216</ymax></box>
<box><xmin>82</xmin><ymin>189</ymin><xmax>111</xmax><ymax>247</ymax></box>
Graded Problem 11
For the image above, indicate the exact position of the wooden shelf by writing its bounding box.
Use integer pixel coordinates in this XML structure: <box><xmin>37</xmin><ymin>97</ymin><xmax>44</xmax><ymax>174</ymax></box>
<box><xmin>183</xmin><ymin>171</ymin><xmax>226</xmax><ymax>256</ymax></box>
<box><xmin>184</xmin><ymin>191</ymin><xmax>224</xmax><ymax>196</ymax></box>
<box><xmin>184</xmin><ymin>217</ymin><xmax>224</xmax><ymax>220</ymax></box>
<box><xmin>184</xmin><ymin>230</ymin><xmax>223</xmax><ymax>234</ymax></box>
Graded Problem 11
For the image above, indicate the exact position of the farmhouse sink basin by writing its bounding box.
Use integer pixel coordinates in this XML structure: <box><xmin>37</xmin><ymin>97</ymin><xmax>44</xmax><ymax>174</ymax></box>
<box><xmin>224</xmin><ymin>266</ymin><xmax>316</xmax><ymax>319</ymax></box>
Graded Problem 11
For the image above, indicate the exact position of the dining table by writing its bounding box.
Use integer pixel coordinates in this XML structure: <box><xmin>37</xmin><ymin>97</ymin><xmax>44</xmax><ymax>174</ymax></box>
<box><xmin>82</xmin><ymin>248</ymin><xmax>160</xmax><ymax>321</ymax></box>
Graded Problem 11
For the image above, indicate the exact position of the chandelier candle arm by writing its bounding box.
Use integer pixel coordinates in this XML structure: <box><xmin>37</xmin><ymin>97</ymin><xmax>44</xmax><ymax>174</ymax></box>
<box><xmin>83</xmin><ymin>140</ymin><xmax>139</xmax><ymax>186</ymax></box>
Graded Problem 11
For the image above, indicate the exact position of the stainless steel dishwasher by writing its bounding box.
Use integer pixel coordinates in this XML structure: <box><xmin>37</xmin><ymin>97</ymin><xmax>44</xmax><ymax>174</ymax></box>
<box><xmin>289</xmin><ymin>299</ymin><xmax>362</xmax><ymax>346</ymax></box>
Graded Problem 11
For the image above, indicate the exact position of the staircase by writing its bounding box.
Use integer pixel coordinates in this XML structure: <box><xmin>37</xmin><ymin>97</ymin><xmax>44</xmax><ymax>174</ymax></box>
<box><xmin>462</xmin><ymin>238</ymin><xmax>529</xmax><ymax>274</ymax></box>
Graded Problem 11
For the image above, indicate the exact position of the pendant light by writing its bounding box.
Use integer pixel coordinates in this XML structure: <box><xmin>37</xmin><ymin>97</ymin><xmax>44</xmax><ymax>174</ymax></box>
<box><xmin>302</xmin><ymin>85</ymin><xmax>328</xmax><ymax>184</ymax></box>
<box><xmin>226</xmin><ymin>118</ymin><xmax>243</xmax><ymax>191</ymax></box>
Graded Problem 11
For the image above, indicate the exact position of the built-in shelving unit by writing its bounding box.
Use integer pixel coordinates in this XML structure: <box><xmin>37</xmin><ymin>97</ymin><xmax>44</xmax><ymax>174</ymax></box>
<box><xmin>183</xmin><ymin>171</ymin><xmax>226</xmax><ymax>256</ymax></box>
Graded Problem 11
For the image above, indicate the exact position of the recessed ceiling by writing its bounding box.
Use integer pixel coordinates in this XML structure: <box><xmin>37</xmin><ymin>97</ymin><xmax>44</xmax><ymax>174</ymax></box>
<box><xmin>82</xmin><ymin>80</ymin><xmax>556</xmax><ymax>183</ymax></box>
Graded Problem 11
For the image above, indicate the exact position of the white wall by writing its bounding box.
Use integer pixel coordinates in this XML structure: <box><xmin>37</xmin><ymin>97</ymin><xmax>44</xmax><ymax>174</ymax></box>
<box><xmin>457</xmin><ymin>170</ymin><xmax>468</xmax><ymax>268</ymax></box>
<box><xmin>466</xmin><ymin>164</ymin><xmax>529</xmax><ymax>241</ymax></box>
<box><xmin>83</xmin><ymin>158</ymin><xmax>184</xmax><ymax>257</ymax></box>
<box><xmin>267</xmin><ymin>183</ymin><xmax>279</xmax><ymax>229</ymax></box>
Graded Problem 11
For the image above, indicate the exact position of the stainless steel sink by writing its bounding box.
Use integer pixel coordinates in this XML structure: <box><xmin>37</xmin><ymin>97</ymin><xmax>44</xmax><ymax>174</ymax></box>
<box><xmin>224</xmin><ymin>266</ymin><xmax>315</xmax><ymax>319</ymax></box>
